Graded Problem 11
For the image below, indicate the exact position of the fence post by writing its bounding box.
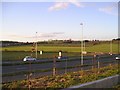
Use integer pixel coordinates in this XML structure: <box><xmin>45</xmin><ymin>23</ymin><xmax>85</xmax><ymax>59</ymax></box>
<box><xmin>65</xmin><ymin>57</ymin><xmax>68</xmax><ymax>74</ymax></box>
<box><xmin>53</xmin><ymin>56</ymin><xmax>57</xmax><ymax>76</ymax></box>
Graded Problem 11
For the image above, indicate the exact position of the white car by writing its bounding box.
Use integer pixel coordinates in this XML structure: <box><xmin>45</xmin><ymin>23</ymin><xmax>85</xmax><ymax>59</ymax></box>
<box><xmin>58</xmin><ymin>56</ymin><xmax>68</xmax><ymax>60</ymax></box>
<box><xmin>23</xmin><ymin>56</ymin><xmax>36</xmax><ymax>61</ymax></box>
<box><xmin>116</xmin><ymin>56</ymin><xmax>120</xmax><ymax>60</ymax></box>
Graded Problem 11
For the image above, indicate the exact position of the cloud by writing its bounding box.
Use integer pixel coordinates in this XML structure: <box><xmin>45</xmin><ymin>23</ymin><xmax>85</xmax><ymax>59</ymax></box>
<box><xmin>7</xmin><ymin>34</ymin><xmax>28</xmax><ymax>38</ymax></box>
<box><xmin>7</xmin><ymin>32</ymin><xmax>64</xmax><ymax>38</ymax></box>
<box><xmin>99</xmin><ymin>3</ymin><xmax>118</xmax><ymax>16</ymax></box>
<box><xmin>37</xmin><ymin>32</ymin><xmax>65</xmax><ymax>38</ymax></box>
<box><xmin>69</xmin><ymin>0</ymin><xmax>84</xmax><ymax>7</ymax></box>
<box><xmin>38</xmin><ymin>33</ymin><xmax>55</xmax><ymax>38</ymax></box>
<box><xmin>2</xmin><ymin>32</ymin><xmax>65</xmax><ymax>42</ymax></box>
<box><xmin>99</xmin><ymin>7</ymin><xmax>113</xmax><ymax>14</ymax></box>
<box><xmin>52</xmin><ymin>32</ymin><xmax>64</xmax><ymax>34</ymax></box>
<box><xmin>48</xmin><ymin>0</ymin><xmax>84</xmax><ymax>11</ymax></box>
<box><xmin>48</xmin><ymin>2</ymin><xmax>69</xmax><ymax>11</ymax></box>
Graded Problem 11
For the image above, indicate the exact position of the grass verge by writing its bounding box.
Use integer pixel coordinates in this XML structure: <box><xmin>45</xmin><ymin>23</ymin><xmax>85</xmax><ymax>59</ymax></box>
<box><xmin>2</xmin><ymin>64</ymin><xmax>119</xmax><ymax>89</ymax></box>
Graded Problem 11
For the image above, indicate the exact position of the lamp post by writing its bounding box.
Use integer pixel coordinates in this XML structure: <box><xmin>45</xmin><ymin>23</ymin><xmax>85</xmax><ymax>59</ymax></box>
<box><xmin>83</xmin><ymin>40</ymin><xmax>85</xmax><ymax>52</ymax></box>
<box><xmin>80</xmin><ymin>23</ymin><xmax>84</xmax><ymax>66</ymax></box>
<box><xmin>110</xmin><ymin>40</ymin><xmax>112</xmax><ymax>55</ymax></box>
<box><xmin>118</xmin><ymin>38</ymin><xmax>120</xmax><ymax>54</ymax></box>
<box><xmin>36</xmin><ymin>32</ymin><xmax>37</xmax><ymax>58</ymax></box>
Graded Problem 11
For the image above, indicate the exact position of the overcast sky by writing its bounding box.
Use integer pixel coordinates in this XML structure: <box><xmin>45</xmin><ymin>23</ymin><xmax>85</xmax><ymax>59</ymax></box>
<box><xmin>1</xmin><ymin>0</ymin><xmax>119</xmax><ymax>42</ymax></box>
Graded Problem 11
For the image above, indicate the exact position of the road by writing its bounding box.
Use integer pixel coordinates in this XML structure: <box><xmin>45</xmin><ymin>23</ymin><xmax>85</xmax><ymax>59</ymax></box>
<box><xmin>2</xmin><ymin>54</ymin><xmax>118</xmax><ymax>83</ymax></box>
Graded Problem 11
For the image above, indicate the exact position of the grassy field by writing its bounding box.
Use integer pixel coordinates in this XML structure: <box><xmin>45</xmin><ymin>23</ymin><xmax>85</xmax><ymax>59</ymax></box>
<box><xmin>1</xmin><ymin>43</ymin><xmax>118</xmax><ymax>53</ymax></box>
<box><xmin>1</xmin><ymin>43</ymin><xmax>119</xmax><ymax>61</ymax></box>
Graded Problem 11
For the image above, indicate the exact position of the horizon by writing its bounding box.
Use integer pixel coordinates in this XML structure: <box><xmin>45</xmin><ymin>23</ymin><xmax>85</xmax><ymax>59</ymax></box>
<box><xmin>1</xmin><ymin>38</ymin><xmax>119</xmax><ymax>43</ymax></box>
<box><xmin>1</xmin><ymin>1</ymin><xmax>119</xmax><ymax>42</ymax></box>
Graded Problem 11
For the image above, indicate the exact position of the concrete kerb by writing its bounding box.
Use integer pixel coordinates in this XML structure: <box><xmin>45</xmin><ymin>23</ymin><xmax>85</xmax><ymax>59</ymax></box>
<box><xmin>62</xmin><ymin>74</ymin><xmax>119</xmax><ymax>90</ymax></box>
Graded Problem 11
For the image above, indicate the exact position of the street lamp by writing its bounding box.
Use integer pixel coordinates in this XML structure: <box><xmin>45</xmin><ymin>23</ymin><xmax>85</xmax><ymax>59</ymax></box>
<box><xmin>36</xmin><ymin>32</ymin><xmax>38</xmax><ymax>58</ymax></box>
<box><xmin>83</xmin><ymin>40</ymin><xmax>86</xmax><ymax>52</ymax></box>
<box><xmin>80</xmin><ymin>23</ymin><xmax>83</xmax><ymax>65</ymax></box>
<box><xmin>110</xmin><ymin>40</ymin><xmax>112</xmax><ymax>55</ymax></box>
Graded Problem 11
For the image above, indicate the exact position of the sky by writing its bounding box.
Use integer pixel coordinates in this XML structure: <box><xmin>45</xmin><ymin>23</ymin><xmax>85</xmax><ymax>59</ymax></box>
<box><xmin>1</xmin><ymin>0</ymin><xmax>119</xmax><ymax>42</ymax></box>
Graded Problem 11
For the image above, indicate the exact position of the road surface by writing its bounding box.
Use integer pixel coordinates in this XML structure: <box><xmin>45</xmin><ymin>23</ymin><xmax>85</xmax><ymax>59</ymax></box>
<box><xmin>2</xmin><ymin>54</ymin><xmax>118</xmax><ymax>83</ymax></box>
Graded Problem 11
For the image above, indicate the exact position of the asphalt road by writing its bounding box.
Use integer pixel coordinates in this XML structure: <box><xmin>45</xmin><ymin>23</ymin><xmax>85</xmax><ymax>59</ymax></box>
<box><xmin>2</xmin><ymin>54</ymin><xmax>118</xmax><ymax>83</ymax></box>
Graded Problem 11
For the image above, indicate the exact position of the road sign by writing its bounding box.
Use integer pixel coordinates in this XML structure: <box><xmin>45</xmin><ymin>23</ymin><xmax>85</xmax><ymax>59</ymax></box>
<box><xmin>59</xmin><ymin>51</ymin><xmax>62</xmax><ymax>57</ymax></box>
<box><xmin>40</xmin><ymin>51</ymin><xmax>43</xmax><ymax>55</ymax></box>
<box><xmin>82</xmin><ymin>51</ymin><xmax>87</xmax><ymax>54</ymax></box>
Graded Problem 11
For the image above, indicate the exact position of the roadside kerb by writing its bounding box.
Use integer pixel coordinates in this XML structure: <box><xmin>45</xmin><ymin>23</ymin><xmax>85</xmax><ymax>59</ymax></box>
<box><xmin>63</xmin><ymin>74</ymin><xmax>119</xmax><ymax>89</ymax></box>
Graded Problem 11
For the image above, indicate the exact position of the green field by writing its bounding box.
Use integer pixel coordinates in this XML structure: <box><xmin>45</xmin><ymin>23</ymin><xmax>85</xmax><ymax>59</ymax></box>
<box><xmin>1</xmin><ymin>43</ymin><xmax>118</xmax><ymax>53</ymax></box>
<box><xmin>1</xmin><ymin>43</ymin><xmax>119</xmax><ymax>61</ymax></box>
